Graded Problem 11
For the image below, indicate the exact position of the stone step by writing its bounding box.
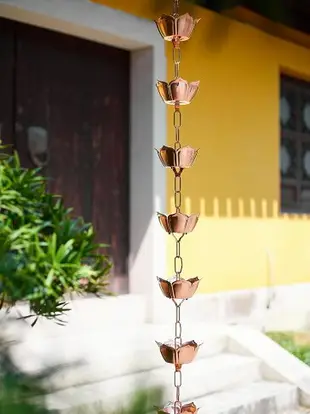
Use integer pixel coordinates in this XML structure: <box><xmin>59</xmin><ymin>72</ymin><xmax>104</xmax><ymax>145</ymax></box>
<box><xmin>193</xmin><ymin>381</ymin><xmax>298</xmax><ymax>414</ymax></box>
<box><xmin>44</xmin><ymin>354</ymin><xmax>261</xmax><ymax>411</ymax></box>
<box><xmin>10</xmin><ymin>324</ymin><xmax>227</xmax><ymax>389</ymax></box>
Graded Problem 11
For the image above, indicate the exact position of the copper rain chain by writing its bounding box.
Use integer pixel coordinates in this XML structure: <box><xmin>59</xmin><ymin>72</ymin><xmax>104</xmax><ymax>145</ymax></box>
<box><xmin>154</xmin><ymin>1</ymin><xmax>201</xmax><ymax>413</ymax></box>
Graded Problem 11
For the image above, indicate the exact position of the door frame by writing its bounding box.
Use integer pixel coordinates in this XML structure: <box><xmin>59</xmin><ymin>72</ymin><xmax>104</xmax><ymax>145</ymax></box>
<box><xmin>0</xmin><ymin>0</ymin><xmax>167</xmax><ymax>323</ymax></box>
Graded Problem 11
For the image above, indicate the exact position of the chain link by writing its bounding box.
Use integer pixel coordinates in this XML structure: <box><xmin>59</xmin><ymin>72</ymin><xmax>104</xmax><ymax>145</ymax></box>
<box><xmin>174</xmin><ymin>369</ymin><xmax>182</xmax><ymax>388</ymax></box>
<box><xmin>174</xmin><ymin>174</ymin><xmax>182</xmax><ymax>212</ymax></box>
<box><xmin>173</xmin><ymin>46</ymin><xmax>181</xmax><ymax>78</ymax></box>
<box><xmin>174</xmin><ymin>370</ymin><xmax>182</xmax><ymax>409</ymax></box>
<box><xmin>173</xmin><ymin>107</ymin><xmax>182</xmax><ymax>128</ymax></box>
<box><xmin>174</xmin><ymin>238</ymin><xmax>183</xmax><ymax>278</ymax></box>
<box><xmin>173</xmin><ymin>107</ymin><xmax>181</xmax><ymax>150</ymax></box>
<box><xmin>173</xmin><ymin>0</ymin><xmax>180</xmax><ymax>16</ymax></box>
<box><xmin>174</xmin><ymin>304</ymin><xmax>182</xmax><ymax>345</ymax></box>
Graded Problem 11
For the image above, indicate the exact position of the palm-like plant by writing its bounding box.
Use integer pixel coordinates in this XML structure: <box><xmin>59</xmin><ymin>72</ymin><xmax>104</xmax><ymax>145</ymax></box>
<box><xmin>0</xmin><ymin>143</ymin><xmax>111</xmax><ymax>324</ymax></box>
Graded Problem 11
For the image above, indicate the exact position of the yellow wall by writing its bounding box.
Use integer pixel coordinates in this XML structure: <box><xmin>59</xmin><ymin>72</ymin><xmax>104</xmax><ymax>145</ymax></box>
<box><xmin>94</xmin><ymin>0</ymin><xmax>310</xmax><ymax>293</ymax></box>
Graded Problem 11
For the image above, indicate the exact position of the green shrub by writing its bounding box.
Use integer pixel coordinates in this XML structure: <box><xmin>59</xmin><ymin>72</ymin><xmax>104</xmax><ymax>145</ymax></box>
<box><xmin>0</xmin><ymin>144</ymin><xmax>111</xmax><ymax>323</ymax></box>
<box><xmin>267</xmin><ymin>332</ymin><xmax>310</xmax><ymax>366</ymax></box>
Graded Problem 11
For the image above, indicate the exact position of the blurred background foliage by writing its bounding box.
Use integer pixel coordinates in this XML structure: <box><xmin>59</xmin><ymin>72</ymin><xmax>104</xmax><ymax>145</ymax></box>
<box><xmin>0</xmin><ymin>143</ymin><xmax>111</xmax><ymax>325</ymax></box>
<box><xmin>268</xmin><ymin>331</ymin><xmax>310</xmax><ymax>367</ymax></box>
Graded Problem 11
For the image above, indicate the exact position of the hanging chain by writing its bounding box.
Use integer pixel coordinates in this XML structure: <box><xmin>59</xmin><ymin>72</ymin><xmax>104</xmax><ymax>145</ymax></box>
<box><xmin>172</xmin><ymin>221</ymin><xmax>184</xmax><ymax>414</ymax></box>
<box><xmin>171</xmin><ymin>2</ymin><xmax>185</xmax><ymax>412</ymax></box>
<box><xmin>155</xmin><ymin>0</ymin><xmax>200</xmax><ymax>412</ymax></box>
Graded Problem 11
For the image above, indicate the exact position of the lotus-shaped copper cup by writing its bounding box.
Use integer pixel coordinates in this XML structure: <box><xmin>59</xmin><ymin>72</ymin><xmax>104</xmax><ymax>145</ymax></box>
<box><xmin>157</xmin><ymin>277</ymin><xmax>200</xmax><ymax>299</ymax></box>
<box><xmin>158</xmin><ymin>212</ymin><xmax>199</xmax><ymax>234</ymax></box>
<box><xmin>156</xmin><ymin>145</ymin><xmax>198</xmax><ymax>168</ymax></box>
<box><xmin>156</xmin><ymin>340</ymin><xmax>200</xmax><ymax>368</ymax></box>
<box><xmin>156</xmin><ymin>77</ymin><xmax>200</xmax><ymax>105</ymax></box>
<box><xmin>180</xmin><ymin>403</ymin><xmax>199</xmax><ymax>414</ymax></box>
<box><xmin>157</xmin><ymin>402</ymin><xmax>198</xmax><ymax>414</ymax></box>
<box><xmin>155</xmin><ymin>13</ymin><xmax>200</xmax><ymax>42</ymax></box>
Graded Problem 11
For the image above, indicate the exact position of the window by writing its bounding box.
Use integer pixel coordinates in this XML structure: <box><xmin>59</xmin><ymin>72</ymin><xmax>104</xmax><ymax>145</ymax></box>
<box><xmin>280</xmin><ymin>74</ymin><xmax>310</xmax><ymax>213</ymax></box>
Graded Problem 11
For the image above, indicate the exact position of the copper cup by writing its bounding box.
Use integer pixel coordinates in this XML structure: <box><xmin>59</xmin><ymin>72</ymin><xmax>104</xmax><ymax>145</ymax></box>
<box><xmin>158</xmin><ymin>212</ymin><xmax>199</xmax><ymax>234</ymax></box>
<box><xmin>156</xmin><ymin>340</ymin><xmax>200</xmax><ymax>368</ymax></box>
<box><xmin>157</xmin><ymin>277</ymin><xmax>200</xmax><ymax>299</ymax></box>
<box><xmin>155</xmin><ymin>13</ymin><xmax>200</xmax><ymax>42</ymax></box>
<box><xmin>157</xmin><ymin>77</ymin><xmax>200</xmax><ymax>105</ymax></box>
<box><xmin>156</xmin><ymin>402</ymin><xmax>198</xmax><ymax>414</ymax></box>
<box><xmin>156</xmin><ymin>145</ymin><xmax>198</xmax><ymax>169</ymax></box>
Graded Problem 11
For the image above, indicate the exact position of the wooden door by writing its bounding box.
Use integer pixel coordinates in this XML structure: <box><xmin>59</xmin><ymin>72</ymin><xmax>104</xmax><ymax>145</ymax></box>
<box><xmin>0</xmin><ymin>18</ymin><xmax>15</xmax><ymax>147</ymax></box>
<box><xmin>0</xmin><ymin>18</ymin><xmax>130</xmax><ymax>289</ymax></box>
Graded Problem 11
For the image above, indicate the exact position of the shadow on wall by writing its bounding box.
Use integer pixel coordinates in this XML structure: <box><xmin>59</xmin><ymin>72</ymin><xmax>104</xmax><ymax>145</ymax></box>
<box><xmin>0</xmin><ymin>329</ymin><xmax>51</xmax><ymax>414</ymax></box>
<box><xmin>172</xmin><ymin>196</ymin><xmax>310</xmax><ymax>220</ymax></box>
<box><xmin>0</xmin><ymin>317</ymin><xmax>85</xmax><ymax>414</ymax></box>
<box><xmin>0</xmin><ymin>318</ymin><xmax>164</xmax><ymax>414</ymax></box>
<box><xmin>164</xmin><ymin>194</ymin><xmax>310</xmax><ymax>293</ymax></box>
<box><xmin>74</xmin><ymin>388</ymin><xmax>163</xmax><ymax>414</ymax></box>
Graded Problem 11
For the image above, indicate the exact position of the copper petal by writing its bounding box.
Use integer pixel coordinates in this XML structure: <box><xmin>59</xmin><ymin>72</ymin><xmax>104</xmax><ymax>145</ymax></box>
<box><xmin>177</xmin><ymin>146</ymin><xmax>198</xmax><ymax>168</ymax></box>
<box><xmin>177</xmin><ymin>340</ymin><xmax>199</xmax><ymax>364</ymax></box>
<box><xmin>188</xmin><ymin>81</ymin><xmax>200</xmax><ymax>102</ymax></box>
<box><xmin>170</xmin><ymin>77</ymin><xmax>189</xmax><ymax>102</ymax></box>
<box><xmin>168</xmin><ymin>212</ymin><xmax>188</xmax><ymax>233</ymax></box>
<box><xmin>157</xmin><ymin>277</ymin><xmax>173</xmax><ymax>298</ymax></box>
<box><xmin>155</xmin><ymin>14</ymin><xmax>175</xmax><ymax>40</ymax></box>
<box><xmin>156</xmin><ymin>81</ymin><xmax>171</xmax><ymax>103</ymax></box>
<box><xmin>187</xmin><ymin>277</ymin><xmax>200</xmax><ymax>297</ymax></box>
<box><xmin>156</xmin><ymin>146</ymin><xmax>175</xmax><ymax>167</ymax></box>
<box><xmin>184</xmin><ymin>214</ymin><xmax>199</xmax><ymax>233</ymax></box>
<box><xmin>156</xmin><ymin>341</ymin><xmax>175</xmax><ymax>364</ymax></box>
<box><xmin>158</xmin><ymin>213</ymin><xmax>171</xmax><ymax>233</ymax></box>
<box><xmin>172</xmin><ymin>279</ymin><xmax>193</xmax><ymax>299</ymax></box>
<box><xmin>172</xmin><ymin>277</ymin><xmax>200</xmax><ymax>299</ymax></box>
<box><xmin>177</xmin><ymin>14</ymin><xmax>196</xmax><ymax>40</ymax></box>
<box><xmin>181</xmin><ymin>402</ymin><xmax>198</xmax><ymax>414</ymax></box>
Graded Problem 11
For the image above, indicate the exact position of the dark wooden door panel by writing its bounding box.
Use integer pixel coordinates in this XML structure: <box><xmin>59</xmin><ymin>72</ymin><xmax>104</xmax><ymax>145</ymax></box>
<box><xmin>13</xmin><ymin>21</ymin><xmax>130</xmax><ymax>280</ymax></box>
<box><xmin>0</xmin><ymin>18</ymin><xmax>14</xmax><ymax>148</ymax></box>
